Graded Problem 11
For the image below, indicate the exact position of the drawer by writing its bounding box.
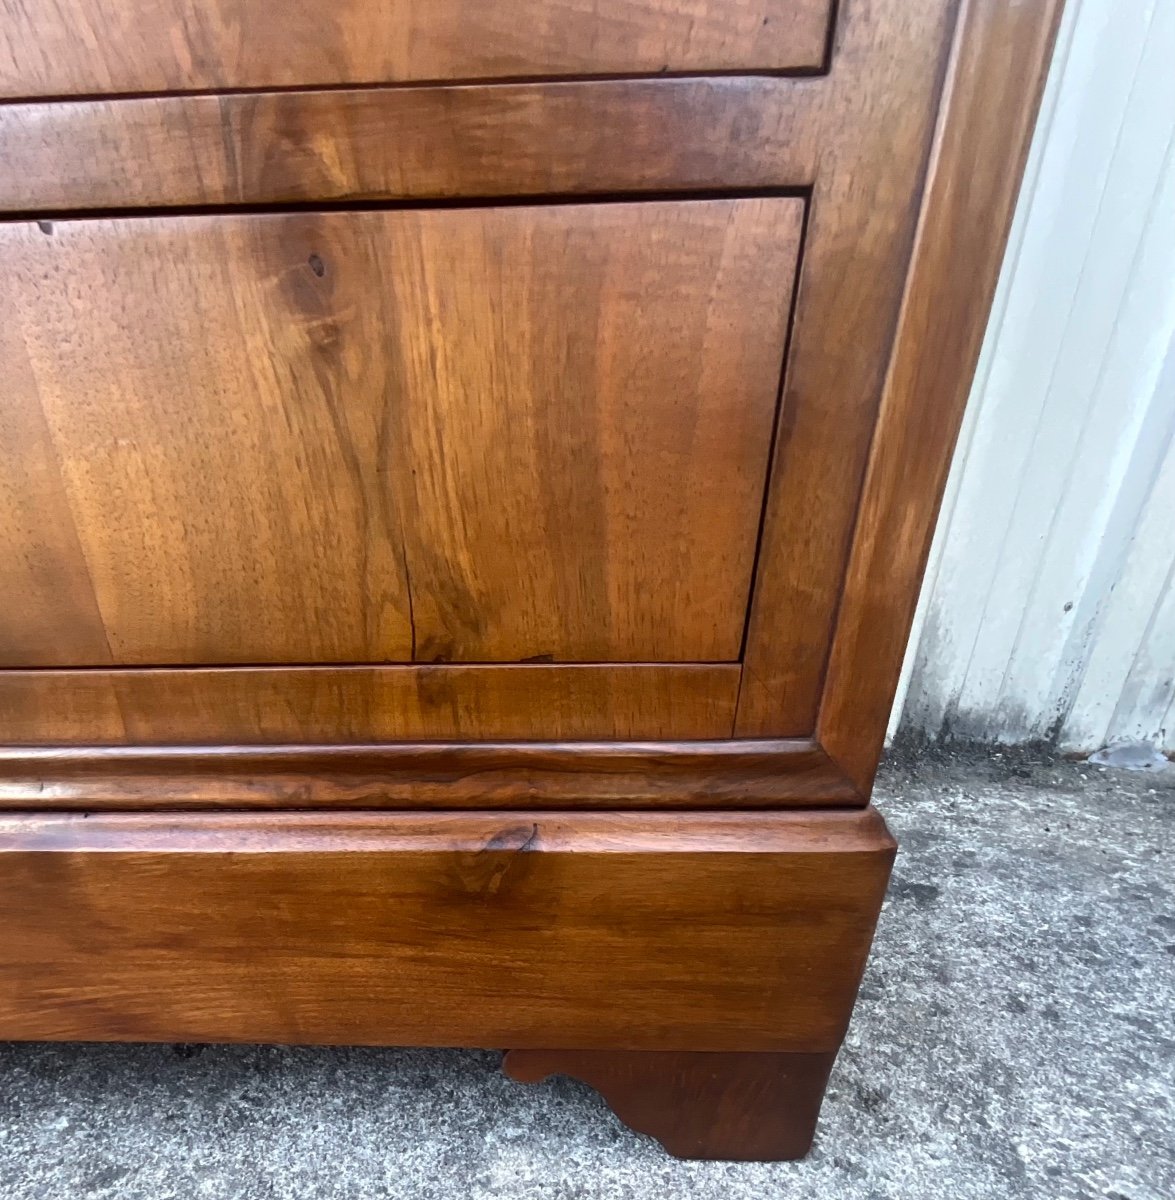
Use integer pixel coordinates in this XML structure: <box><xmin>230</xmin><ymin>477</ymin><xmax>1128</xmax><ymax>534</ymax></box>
<box><xmin>0</xmin><ymin>808</ymin><xmax>894</xmax><ymax>1049</ymax></box>
<box><xmin>0</xmin><ymin>0</ymin><xmax>835</xmax><ymax>99</ymax></box>
<box><xmin>0</xmin><ymin>198</ymin><xmax>802</xmax><ymax>669</ymax></box>
<box><xmin>0</xmin><ymin>0</ymin><xmax>1045</xmax><ymax>770</ymax></box>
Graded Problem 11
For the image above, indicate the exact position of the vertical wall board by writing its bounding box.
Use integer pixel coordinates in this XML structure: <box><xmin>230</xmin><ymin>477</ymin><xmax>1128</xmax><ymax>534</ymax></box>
<box><xmin>1055</xmin><ymin>170</ymin><xmax>1175</xmax><ymax>752</ymax></box>
<box><xmin>892</xmin><ymin>0</ymin><xmax>1175</xmax><ymax>754</ymax></box>
<box><xmin>1062</xmin><ymin>337</ymin><xmax>1175</xmax><ymax>753</ymax></box>
<box><xmin>986</xmin><ymin>7</ymin><xmax>1175</xmax><ymax>743</ymax></box>
<box><xmin>899</xmin><ymin>0</ymin><xmax>1142</xmax><ymax>739</ymax></box>
<box><xmin>886</xmin><ymin>0</ymin><xmax>1082</xmax><ymax>743</ymax></box>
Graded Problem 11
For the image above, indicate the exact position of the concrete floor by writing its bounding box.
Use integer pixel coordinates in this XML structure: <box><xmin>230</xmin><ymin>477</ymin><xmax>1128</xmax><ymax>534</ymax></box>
<box><xmin>0</xmin><ymin>752</ymin><xmax>1172</xmax><ymax>1200</ymax></box>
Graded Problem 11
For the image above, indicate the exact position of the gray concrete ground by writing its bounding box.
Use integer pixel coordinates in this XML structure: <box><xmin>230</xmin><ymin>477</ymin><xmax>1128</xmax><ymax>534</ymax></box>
<box><xmin>0</xmin><ymin>752</ymin><xmax>1172</xmax><ymax>1199</ymax></box>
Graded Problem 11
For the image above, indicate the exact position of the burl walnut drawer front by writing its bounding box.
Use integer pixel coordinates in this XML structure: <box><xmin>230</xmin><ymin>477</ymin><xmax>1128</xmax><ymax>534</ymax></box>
<box><xmin>0</xmin><ymin>0</ymin><xmax>834</xmax><ymax>98</ymax></box>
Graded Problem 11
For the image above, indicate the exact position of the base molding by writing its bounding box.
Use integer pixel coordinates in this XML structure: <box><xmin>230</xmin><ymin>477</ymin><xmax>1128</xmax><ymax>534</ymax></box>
<box><xmin>0</xmin><ymin>806</ymin><xmax>892</xmax><ymax>1159</ymax></box>
<box><xmin>0</xmin><ymin>738</ymin><xmax>861</xmax><ymax>809</ymax></box>
<box><xmin>504</xmin><ymin>1049</ymin><xmax>838</xmax><ymax>1161</ymax></box>
<box><xmin>0</xmin><ymin>807</ymin><xmax>892</xmax><ymax>1049</ymax></box>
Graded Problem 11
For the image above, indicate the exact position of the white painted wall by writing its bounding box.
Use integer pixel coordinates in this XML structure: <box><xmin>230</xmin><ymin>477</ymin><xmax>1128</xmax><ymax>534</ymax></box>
<box><xmin>890</xmin><ymin>0</ymin><xmax>1175</xmax><ymax>755</ymax></box>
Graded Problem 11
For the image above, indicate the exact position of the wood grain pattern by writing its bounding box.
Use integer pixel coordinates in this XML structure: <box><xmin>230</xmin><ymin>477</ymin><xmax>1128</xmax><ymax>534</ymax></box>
<box><xmin>0</xmin><ymin>3</ymin><xmax>1063</xmax><ymax>777</ymax></box>
<box><xmin>0</xmin><ymin>738</ymin><xmax>861</xmax><ymax>809</ymax></box>
<box><xmin>0</xmin><ymin>346</ymin><xmax>113</xmax><ymax>665</ymax></box>
<box><xmin>0</xmin><ymin>79</ymin><xmax>822</xmax><ymax>213</ymax></box>
<box><xmin>0</xmin><ymin>0</ymin><xmax>1066</xmax><ymax>1165</ymax></box>
<box><xmin>736</xmin><ymin>0</ymin><xmax>961</xmax><ymax>735</ymax></box>
<box><xmin>818</xmin><ymin>0</ymin><xmax>1067</xmax><ymax>789</ymax></box>
<box><xmin>0</xmin><ymin>211</ymin><xmax>410</xmax><ymax>666</ymax></box>
<box><xmin>0</xmin><ymin>2</ymin><xmax>1065</xmax><ymax>752</ymax></box>
<box><xmin>0</xmin><ymin>665</ymin><xmax>740</xmax><ymax>745</ymax></box>
<box><xmin>504</xmin><ymin>1049</ymin><xmax>837</xmax><ymax>1160</ymax></box>
<box><xmin>0</xmin><ymin>199</ymin><xmax>800</xmax><ymax>667</ymax></box>
<box><xmin>0</xmin><ymin>808</ymin><xmax>895</xmax><ymax>1049</ymax></box>
<box><xmin>0</xmin><ymin>0</ymin><xmax>833</xmax><ymax>99</ymax></box>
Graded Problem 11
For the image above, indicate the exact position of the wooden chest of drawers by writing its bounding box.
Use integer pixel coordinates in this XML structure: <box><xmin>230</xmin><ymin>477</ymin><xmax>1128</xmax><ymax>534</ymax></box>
<box><xmin>0</xmin><ymin>0</ymin><xmax>1061</xmax><ymax>1160</ymax></box>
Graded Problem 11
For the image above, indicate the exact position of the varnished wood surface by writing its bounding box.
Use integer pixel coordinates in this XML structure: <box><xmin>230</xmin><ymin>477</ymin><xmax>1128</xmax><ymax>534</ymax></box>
<box><xmin>0</xmin><ymin>0</ymin><xmax>1064</xmax><ymax>786</ymax></box>
<box><xmin>0</xmin><ymin>0</ymin><xmax>833</xmax><ymax>99</ymax></box>
<box><xmin>0</xmin><ymin>665</ymin><xmax>740</xmax><ymax>746</ymax></box>
<box><xmin>504</xmin><ymin>1049</ymin><xmax>837</xmax><ymax>1160</ymax></box>
<box><xmin>0</xmin><ymin>739</ymin><xmax>861</xmax><ymax>809</ymax></box>
<box><xmin>0</xmin><ymin>199</ymin><xmax>799</xmax><ymax>667</ymax></box>
<box><xmin>0</xmin><ymin>808</ymin><xmax>895</xmax><ymax>1048</ymax></box>
<box><xmin>0</xmin><ymin>79</ymin><xmax>821</xmax><ymax>213</ymax></box>
<box><xmin>0</xmin><ymin>0</ymin><xmax>1065</xmax><ymax>1163</ymax></box>
<box><xmin>0</xmin><ymin>807</ymin><xmax>893</xmax><ymax>852</ymax></box>
<box><xmin>819</xmin><ymin>0</ymin><xmax>1066</xmax><ymax>790</ymax></box>
<box><xmin>736</xmin><ymin>0</ymin><xmax>961</xmax><ymax>735</ymax></box>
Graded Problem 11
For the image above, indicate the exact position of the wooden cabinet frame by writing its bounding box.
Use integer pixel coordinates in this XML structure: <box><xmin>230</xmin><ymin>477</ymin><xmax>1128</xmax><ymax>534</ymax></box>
<box><xmin>0</xmin><ymin>0</ymin><xmax>1063</xmax><ymax>1161</ymax></box>
<box><xmin>0</xmin><ymin>0</ymin><xmax>1064</xmax><ymax>806</ymax></box>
